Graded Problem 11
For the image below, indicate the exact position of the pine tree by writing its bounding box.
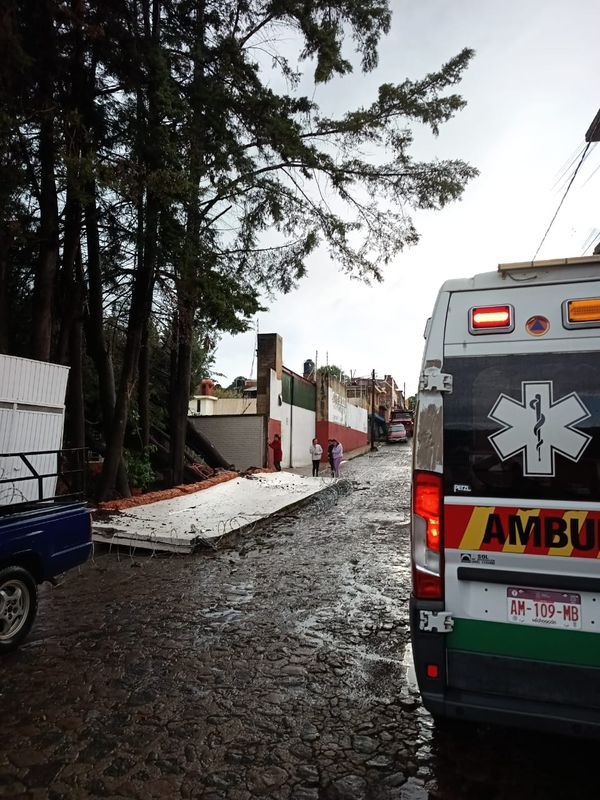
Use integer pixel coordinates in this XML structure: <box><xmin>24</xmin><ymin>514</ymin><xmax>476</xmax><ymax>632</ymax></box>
<box><xmin>1</xmin><ymin>0</ymin><xmax>477</xmax><ymax>499</ymax></box>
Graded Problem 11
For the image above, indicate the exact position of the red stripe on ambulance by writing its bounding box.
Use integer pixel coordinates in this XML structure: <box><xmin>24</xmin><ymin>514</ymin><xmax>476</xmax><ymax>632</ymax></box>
<box><xmin>444</xmin><ymin>503</ymin><xmax>600</xmax><ymax>557</ymax></box>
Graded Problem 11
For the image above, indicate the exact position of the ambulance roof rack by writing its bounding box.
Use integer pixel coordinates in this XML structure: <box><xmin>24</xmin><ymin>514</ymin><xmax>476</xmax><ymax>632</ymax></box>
<box><xmin>498</xmin><ymin>255</ymin><xmax>600</xmax><ymax>273</ymax></box>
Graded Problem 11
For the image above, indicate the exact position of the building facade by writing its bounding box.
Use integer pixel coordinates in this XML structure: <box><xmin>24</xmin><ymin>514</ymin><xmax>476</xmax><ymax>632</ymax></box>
<box><xmin>189</xmin><ymin>334</ymin><xmax>372</xmax><ymax>470</ymax></box>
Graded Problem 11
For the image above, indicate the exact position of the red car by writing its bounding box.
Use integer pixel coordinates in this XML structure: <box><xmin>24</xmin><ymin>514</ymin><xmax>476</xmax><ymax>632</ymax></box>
<box><xmin>387</xmin><ymin>422</ymin><xmax>408</xmax><ymax>443</ymax></box>
<box><xmin>390</xmin><ymin>409</ymin><xmax>414</xmax><ymax>437</ymax></box>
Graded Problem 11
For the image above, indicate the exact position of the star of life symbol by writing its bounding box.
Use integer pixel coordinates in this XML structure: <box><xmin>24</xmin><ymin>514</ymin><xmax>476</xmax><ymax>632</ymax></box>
<box><xmin>488</xmin><ymin>381</ymin><xmax>592</xmax><ymax>477</ymax></box>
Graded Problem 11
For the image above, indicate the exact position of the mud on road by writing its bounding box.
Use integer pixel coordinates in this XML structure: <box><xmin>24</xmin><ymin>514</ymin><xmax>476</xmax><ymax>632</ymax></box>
<box><xmin>1</xmin><ymin>445</ymin><xmax>597</xmax><ymax>799</ymax></box>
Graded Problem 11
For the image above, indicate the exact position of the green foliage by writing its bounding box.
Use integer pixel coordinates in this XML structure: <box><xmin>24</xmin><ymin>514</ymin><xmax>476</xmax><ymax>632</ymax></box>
<box><xmin>407</xmin><ymin>395</ymin><xmax>417</xmax><ymax>411</ymax></box>
<box><xmin>1</xmin><ymin>0</ymin><xmax>477</xmax><ymax>496</ymax></box>
<box><xmin>226</xmin><ymin>376</ymin><xmax>247</xmax><ymax>395</ymax></box>
<box><xmin>317</xmin><ymin>365</ymin><xmax>344</xmax><ymax>381</ymax></box>
<box><xmin>214</xmin><ymin>386</ymin><xmax>243</xmax><ymax>399</ymax></box>
<box><xmin>124</xmin><ymin>447</ymin><xmax>157</xmax><ymax>490</ymax></box>
<box><xmin>3</xmin><ymin>0</ymin><xmax>477</xmax><ymax>330</ymax></box>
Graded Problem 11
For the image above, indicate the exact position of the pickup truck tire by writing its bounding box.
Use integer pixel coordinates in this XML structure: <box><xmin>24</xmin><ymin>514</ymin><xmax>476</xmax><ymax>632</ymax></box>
<box><xmin>0</xmin><ymin>567</ymin><xmax>38</xmax><ymax>652</ymax></box>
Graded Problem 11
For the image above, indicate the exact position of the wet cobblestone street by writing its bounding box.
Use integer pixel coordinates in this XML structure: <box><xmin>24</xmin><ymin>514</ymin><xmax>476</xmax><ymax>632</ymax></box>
<box><xmin>1</xmin><ymin>445</ymin><xmax>597</xmax><ymax>800</ymax></box>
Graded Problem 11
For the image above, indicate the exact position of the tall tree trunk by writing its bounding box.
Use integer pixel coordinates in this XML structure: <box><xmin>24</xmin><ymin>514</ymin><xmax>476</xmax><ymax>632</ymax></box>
<box><xmin>167</xmin><ymin>312</ymin><xmax>179</xmax><ymax>486</ymax></box>
<box><xmin>170</xmin><ymin>303</ymin><xmax>193</xmax><ymax>485</ymax></box>
<box><xmin>55</xmin><ymin>0</ymin><xmax>85</xmax><ymax>365</ymax></box>
<box><xmin>135</xmin><ymin>120</ymin><xmax>150</xmax><ymax>451</ymax></box>
<box><xmin>64</xmin><ymin>252</ymin><xmax>85</xmax><ymax>452</ymax></box>
<box><xmin>0</xmin><ymin>230</ymin><xmax>9</xmax><ymax>353</ymax></box>
<box><xmin>32</xmin><ymin>110</ymin><xmax>59</xmax><ymax>361</ymax></box>
<box><xmin>31</xmin><ymin>0</ymin><xmax>59</xmax><ymax>362</ymax></box>
<box><xmin>98</xmin><ymin>192</ymin><xmax>158</xmax><ymax>500</ymax></box>
<box><xmin>56</xmin><ymin>191</ymin><xmax>82</xmax><ymax>364</ymax></box>
<box><xmin>84</xmin><ymin>191</ymin><xmax>117</xmax><ymax>430</ymax></box>
<box><xmin>98</xmin><ymin>0</ymin><xmax>161</xmax><ymax>501</ymax></box>
<box><xmin>84</xmin><ymin>190</ymin><xmax>129</xmax><ymax>496</ymax></box>
<box><xmin>138</xmin><ymin>322</ymin><xmax>150</xmax><ymax>449</ymax></box>
<box><xmin>169</xmin><ymin>0</ymin><xmax>207</xmax><ymax>483</ymax></box>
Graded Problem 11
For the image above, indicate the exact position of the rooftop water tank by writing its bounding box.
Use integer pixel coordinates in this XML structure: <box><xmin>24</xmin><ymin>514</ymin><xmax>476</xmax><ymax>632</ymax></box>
<box><xmin>303</xmin><ymin>359</ymin><xmax>315</xmax><ymax>379</ymax></box>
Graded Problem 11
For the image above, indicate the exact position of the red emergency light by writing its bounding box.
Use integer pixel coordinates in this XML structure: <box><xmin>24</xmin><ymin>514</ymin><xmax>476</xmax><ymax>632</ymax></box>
<box><xmin>469</xmin><ymin>304</ymin><xmax>513</xmax><ymax>334</ymax></box>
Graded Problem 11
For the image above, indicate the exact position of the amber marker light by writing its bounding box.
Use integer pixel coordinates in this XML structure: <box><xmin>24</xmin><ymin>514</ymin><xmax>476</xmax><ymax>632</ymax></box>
<box><xmin>567</xmin><ymin>298</ymin><xmax>600</xmax><ymax>323</ymax></box>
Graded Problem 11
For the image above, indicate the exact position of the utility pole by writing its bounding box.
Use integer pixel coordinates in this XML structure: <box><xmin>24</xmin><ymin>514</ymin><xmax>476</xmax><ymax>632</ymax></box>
<box><xmin>370</xmin><ymin>369</ymin><xmax>376</xmax><ymax>451</ymax></box>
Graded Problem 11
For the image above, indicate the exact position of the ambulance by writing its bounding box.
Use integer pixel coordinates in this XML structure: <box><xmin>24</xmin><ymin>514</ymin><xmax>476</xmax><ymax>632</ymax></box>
<box><xmin>410</xmin><ymin>255</ymin><xmax>600</xmax><ymax>736</ymax></box>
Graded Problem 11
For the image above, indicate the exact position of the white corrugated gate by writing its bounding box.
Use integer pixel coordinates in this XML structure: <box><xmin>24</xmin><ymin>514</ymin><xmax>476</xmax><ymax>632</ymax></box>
<box><xmin>0</xmin><ymin>355</ymin><xmax>69</xmax><ymax>504</ymax></box>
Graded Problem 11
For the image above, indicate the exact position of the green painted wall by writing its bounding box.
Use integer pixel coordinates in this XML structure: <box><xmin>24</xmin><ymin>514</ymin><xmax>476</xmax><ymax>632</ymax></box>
<box><xmin>282</xmin><ymin>371</ymin><xmax>315</xmax><ymax>411</ymax></box>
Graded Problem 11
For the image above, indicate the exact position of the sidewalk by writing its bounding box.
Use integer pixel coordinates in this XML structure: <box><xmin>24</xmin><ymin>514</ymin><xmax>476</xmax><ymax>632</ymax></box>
<box><xmin>92</xmin><ymin>471</ymin><xmax>337</xmax><ymax>554</ymax></box>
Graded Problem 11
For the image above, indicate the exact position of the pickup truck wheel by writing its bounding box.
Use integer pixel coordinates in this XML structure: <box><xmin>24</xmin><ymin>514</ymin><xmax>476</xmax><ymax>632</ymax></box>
<box><xmin>0</xmin><ymin>567</ymin><xmax>38</xmax><ymax>652</ymax></box>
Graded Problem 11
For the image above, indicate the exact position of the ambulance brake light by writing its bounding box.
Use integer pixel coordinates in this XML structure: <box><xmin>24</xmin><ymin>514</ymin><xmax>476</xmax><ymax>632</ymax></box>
<box><xmin>469</xmin><ymin>305</ymin><xmax>513</xmax><ymax>334</ymax></box>
<box><xmin>414</xmin><ymin>473</ymin><xmax>441</xmax><ymax>552</ymax></box>
<box><xmin>412</xmin><ymin>471</ymin><xmax>443</xmax><ymax>600</ymax></box>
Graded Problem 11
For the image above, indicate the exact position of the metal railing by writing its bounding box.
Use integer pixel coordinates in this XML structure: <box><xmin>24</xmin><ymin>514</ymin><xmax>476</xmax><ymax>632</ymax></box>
<box><xmin>0</xmin><ymin>448</ymin><xmax>87</xmax><ymax>509</ymax></box>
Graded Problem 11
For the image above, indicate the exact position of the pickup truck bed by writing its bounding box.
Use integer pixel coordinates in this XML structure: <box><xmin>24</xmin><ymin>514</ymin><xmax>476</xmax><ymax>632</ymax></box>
<box><xmin>0</xmin><ymin>502</ymin><xmax>91</xmax><ymax>651</ymax></box>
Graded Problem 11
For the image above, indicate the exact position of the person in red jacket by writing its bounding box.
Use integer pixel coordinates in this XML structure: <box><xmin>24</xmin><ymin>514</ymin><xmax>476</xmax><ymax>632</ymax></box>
<box><xmin>268</xmin><ymin>433</ymin><xmax>283</xmax><ymax>471</ymax></box>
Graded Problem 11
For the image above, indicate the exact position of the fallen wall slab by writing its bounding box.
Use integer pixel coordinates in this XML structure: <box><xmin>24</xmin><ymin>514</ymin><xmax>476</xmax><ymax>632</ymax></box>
<box><xmin>93</xmin><ymin>472</ymin><xmax>336</xmax><ymax>554</ymax></box>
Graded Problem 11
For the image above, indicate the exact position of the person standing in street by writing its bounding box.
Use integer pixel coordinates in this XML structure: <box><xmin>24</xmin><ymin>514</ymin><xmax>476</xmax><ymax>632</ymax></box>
<box><xmin>327</xmin><ymin>439</ymin><xmax>335</xmax><ymax>477</ymax></box>
<box><xmin>269</xmin><ymin>433</ymin><xmax>283</xmax><ymax>471</ymax></box>
<box><xmin>309</xmin><ymin>437</ymin><xmax>323</xmax><ymax>477</ymax></box>
<box><xmin>332</xmin><ymin>439</ymin><xmax>344</xmax><ymax>478</ymax></box>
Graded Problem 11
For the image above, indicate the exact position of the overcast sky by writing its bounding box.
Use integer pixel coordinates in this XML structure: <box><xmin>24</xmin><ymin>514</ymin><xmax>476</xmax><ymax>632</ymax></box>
<box><xmin>213</xmin><ymin>0</ymin><xmax>600</xmax><ymax>397</ymax></box>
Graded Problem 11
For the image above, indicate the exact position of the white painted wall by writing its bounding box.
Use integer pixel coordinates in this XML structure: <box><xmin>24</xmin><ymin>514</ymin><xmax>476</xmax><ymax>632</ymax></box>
<box><xmin>188</xmin><ymin>397</ymin><xmax>257</xmax><ymax>416</ymax></box>
<box><xmin>328</xmin><ymin>388</ymin><xmax>367</xmax><ymax>433</ymax></box>
<box><xmin>281</xmin><ymin>402</ymin><xmax>292</xmax><ymax>468</ymax></box>
<box><xmin>291</xmin><ymin>406</ymin><xmax>315</xmax><ymax>467</ymax></box>
<box><xmin>214</xmin><ymin>398</ymin><xmax>257</xmax><ymax>416</ymax></box>
<box><xmin>280</xmin><ymin>403</ymin><xmax>315</xmax><ymax>468</ymax></box>
<box><xmin>269</xmin><ymin>369</ymin><xmax>283</xmax><ymax>420</ymax></box>
<box><xmin>328</xmin><ymin>388</ymin><xmax>348</xmax><ymax>427</ymax></box>
<box><xmin>347</xmin><ymin>401</ymin><xmax>368</xmax><ymax>434</ymax></box>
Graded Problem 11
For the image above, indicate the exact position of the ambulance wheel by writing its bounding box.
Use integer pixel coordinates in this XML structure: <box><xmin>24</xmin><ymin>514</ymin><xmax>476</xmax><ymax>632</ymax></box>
<box><xmin>0</xmin><ymin>567</ymin><xmax>38</xmax><ymax>652</ymax></box>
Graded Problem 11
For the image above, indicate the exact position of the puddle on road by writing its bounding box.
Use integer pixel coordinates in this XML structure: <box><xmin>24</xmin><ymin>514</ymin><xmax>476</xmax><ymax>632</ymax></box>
<box><xmin>200</xmin><ymin>582</ymin><xmax>255</xmax><ymax>623</ymax></box>
<box><xmin>200</xmin><ymin>607</ymin><xmax>245</xmax><ymax>622</ymax></box>
<box><xmin>361</xmin><ymin>510</ymin><xmax>410</xmax><ymax>524</ymax></box>
<box><xmin>401</xmin><ymin>642</ymin><xmax>419</xmax><ymax>695</ymax></box>
<box><xmin>361</xmin><ymin>510</ymin><xmax>410</xmax><ymax>531</ymax></box>
<box><xmin>291</xmin><ymin>558</ymin><xmax>415</xmax><ymax>706</ymax></box>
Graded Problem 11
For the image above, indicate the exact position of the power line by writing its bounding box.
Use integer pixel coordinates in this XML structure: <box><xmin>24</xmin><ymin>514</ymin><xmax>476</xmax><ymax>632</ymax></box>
<box><xmin>582</xmin><ymin>159</ymin><xmax>600</xmax><ymax>188</ymax></box>
<box><xmin>583</xmin><ymin>229</ymin><xmax>600</xmax><ymax>256</ymax></box>
<box><xmin>532</xmin><ymin>142</ymin><xmax>592</xmax><ymax>261</ymax></box>
<box><xmin>581</xmin><ymin>229</ymin><xmax>599</xmax><ymax>252</ymax></box>
<box><xmin>551</xmin><ymin>141</ymin><xmax>586</xmax><ymax>191</ymax></box>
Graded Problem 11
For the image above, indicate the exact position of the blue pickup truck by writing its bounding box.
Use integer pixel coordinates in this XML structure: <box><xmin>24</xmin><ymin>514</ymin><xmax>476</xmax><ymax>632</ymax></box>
<box><xmin>0</xmin><ymin>450</ymin><xmax>92</xmax><ymax>652</ymax></box>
